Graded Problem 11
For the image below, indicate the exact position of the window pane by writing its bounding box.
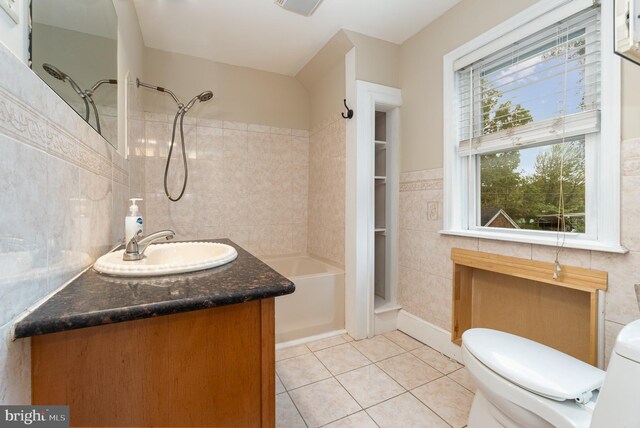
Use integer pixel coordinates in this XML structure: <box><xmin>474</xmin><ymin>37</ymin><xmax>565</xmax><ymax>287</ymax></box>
<box><xmin>479</xmin><ymin>138</ymin><xmax>585</xmax><ymax>233</ymax></box>
<box><xmin>464</xmin><ymin>8</ymin><xmax>601</xmax><ymax>140</ymax></box>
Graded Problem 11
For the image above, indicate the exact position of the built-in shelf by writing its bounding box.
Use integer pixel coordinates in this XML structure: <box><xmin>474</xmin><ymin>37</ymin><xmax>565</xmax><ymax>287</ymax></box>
<box><xmin>374</xmin><ymin>295</ymin><xmax>401</xmax><ymax>314</ymax></box>
<box><xmin>372</xmin><ymin>107</ymin><xmax>400</xmax><ymax>336</ymax></box>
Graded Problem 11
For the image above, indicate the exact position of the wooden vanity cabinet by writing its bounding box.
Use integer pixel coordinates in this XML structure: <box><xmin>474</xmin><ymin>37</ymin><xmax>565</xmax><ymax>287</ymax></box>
<box><xmin>31</xmin><ymin>298</ymin><xmax>275</xmax><ymax>428</ymax></box>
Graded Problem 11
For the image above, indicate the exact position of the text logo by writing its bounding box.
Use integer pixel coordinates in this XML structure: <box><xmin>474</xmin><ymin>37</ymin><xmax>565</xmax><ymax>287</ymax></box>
<box><xmin>0</xmin><ymin>406</ymin><xmax>68</xmax><ymax>428</ymax></box>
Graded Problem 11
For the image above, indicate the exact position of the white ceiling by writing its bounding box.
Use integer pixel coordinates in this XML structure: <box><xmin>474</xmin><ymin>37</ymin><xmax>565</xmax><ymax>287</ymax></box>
<box><xmin>132</xmin><ymin>0</ymin><xmax>461</xmax><ymax>76</ymax></box>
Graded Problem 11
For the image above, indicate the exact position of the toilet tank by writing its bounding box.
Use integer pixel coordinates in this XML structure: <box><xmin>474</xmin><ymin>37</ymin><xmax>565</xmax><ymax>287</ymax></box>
<box><xmin>590</xmin><ymin>320</ymin><xmax>640</xmax><ymax>427</ymax></box>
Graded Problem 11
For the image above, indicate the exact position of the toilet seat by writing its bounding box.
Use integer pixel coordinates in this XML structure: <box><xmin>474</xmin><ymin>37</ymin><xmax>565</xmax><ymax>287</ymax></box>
<box><xmin>462</xmin><ymin>329</ymin><xmax>602</xmax><ymax>428</ymax></box>
<box><xmin>463</xmin><ymin>329</ymin><xmax>605</xmax><ymax>402</ymax></box>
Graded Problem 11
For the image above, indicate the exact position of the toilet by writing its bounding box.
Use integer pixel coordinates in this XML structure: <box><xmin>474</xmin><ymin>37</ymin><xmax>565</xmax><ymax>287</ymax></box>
<box><xmin>462</xmin><ymin>320</ymin><xmax>640</xmax><ymax>427</ymax></box>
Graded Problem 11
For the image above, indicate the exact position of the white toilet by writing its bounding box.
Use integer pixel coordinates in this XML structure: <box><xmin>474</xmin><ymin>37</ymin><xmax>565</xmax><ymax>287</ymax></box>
<box><xmin>462</xmin><ymin>320</ymin><xmax>640</xmax><ymax>427</ymax></box>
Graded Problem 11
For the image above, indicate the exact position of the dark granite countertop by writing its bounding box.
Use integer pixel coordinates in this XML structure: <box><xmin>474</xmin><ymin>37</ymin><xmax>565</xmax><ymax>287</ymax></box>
<box><xmin>13</xmin><ymin>239</ymin><xmax>295</xmax><ymax>338</ymax></box>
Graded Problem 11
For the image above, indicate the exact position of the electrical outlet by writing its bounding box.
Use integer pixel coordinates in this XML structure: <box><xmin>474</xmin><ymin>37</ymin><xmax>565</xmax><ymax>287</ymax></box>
<box><xmin>0</xmin><ymin>0</ymin><xmax>19</xmax><ymax>24</ymax></box>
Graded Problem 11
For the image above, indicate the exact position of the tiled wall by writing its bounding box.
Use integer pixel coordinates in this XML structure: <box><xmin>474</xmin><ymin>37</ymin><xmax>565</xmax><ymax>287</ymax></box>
<box><xmin>0</xmin><ymin>42</ymin><xmax>143</xmax><ymax>403</ymax></box>
<box><xmin>398</xmin><ymin>137</ymin><xmax>640</xmax><ymax>366</ymax></box>
<box><xmin>142</xmin><ymin>113</ymin><xmax>309</xmax><ymax>257</ymax></box>
<box><xmin>307</xmin><ymin>115</ymin><xmax>346</xmax><ymax>266</ymax></box>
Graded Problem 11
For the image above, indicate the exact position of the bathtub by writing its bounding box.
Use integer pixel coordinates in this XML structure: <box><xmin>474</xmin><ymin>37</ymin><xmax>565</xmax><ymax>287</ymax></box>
<box><xmin>261</xmin><ymin>255</ymin><xmax>345</xmax><ymax>343</ymax></box>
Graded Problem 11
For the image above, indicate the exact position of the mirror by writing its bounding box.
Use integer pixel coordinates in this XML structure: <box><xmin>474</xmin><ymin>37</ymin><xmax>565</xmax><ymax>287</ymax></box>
<box><xmin>30</xmin><ymin>0</ymin><xmax>118</xmax><ymax>147</ymax></box>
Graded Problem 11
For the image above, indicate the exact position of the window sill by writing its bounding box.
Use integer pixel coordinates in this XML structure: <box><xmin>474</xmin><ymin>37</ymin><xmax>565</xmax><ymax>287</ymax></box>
<box><xmin>439</xmin><ymin>229</ymin><xmax>628</xmax><ymax>254</ymax></box>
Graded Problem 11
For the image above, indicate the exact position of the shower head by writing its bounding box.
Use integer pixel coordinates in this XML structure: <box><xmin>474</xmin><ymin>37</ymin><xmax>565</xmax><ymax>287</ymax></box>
<box><xmin>199</xmin><ymin>91</ymin><xmax>213</xmax><ymax>102</ymax></box>
<box><xmin>42</xmin><ymin>63</ymin><xmax>85</xmax><ymax>98</ymax></box>
<box><xmin>183</xmin><ymin>90</ymin><xmax>214</xmax><ymax>112</ymax></box>
<box><xmin>42</xmin><ymin>63</ymin><xmax>67</xmax><ymax>81</ymax></box>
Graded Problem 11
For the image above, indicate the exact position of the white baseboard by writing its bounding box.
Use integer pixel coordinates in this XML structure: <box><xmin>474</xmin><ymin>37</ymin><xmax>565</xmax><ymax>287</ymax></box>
<box><xmin>397</xmin><ymin>310</ymin><xmax>462</xmax><ymax>363</ymax></box>
<box><xmin>275</xmin><ymin>329</ymin><xmax>347</xmax><ymax>350</ymax></box>
<box><xmin>374</xmin><ymin>306</ymin><xmax>401</xmax><ymax>336</ymax></box>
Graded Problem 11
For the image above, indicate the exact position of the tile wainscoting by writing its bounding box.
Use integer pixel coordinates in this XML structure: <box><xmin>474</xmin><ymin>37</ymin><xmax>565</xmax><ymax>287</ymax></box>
<box><xmin>398</xmin><ymin>139</ymin><xmax>640</xmax><ymax>366</ymax></box>
<box><xmin>0</xmin><ymin>41</ymin><xmax>143</xmax><ymax>403</ymax></box>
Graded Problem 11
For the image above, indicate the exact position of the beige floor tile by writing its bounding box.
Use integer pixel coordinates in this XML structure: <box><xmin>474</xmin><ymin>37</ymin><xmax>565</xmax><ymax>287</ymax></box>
<box><xmin>276</xmin><ymin>353</ymin><xmax>332</xmax><ymax>390</ymax></box>
<box><xmin>276</xmin><ymin>344</ymin><xmax>311</xmax><ymax>361</ymax></box>
<box><xmin>448</xmin><ymin>367</ymin><xmax>477</xmax><ymax>393</ymax></box>
<box><xmin>412</xmin><ymin>377</ymin><xmax>474</xmax><ymax>428</ymax></box>
<box><xmin>314</xmin><ymin>343</ymin><xmax>371</xmax><ymax>375</ymax></box>
<box><xmin>275</xmin><ymin>373</ymin><xmax>285</xmax><ymax>394</ymax></box>
<box><xmin>276</xmin><ymin>393</ymin><xmax>306</xmax><ymax>428</ymax></box>
<box><xmin>383</xmin><ymin>330</ymin><xmax>423</xmax><ymax>351</ymax></box>
<box><xmin>376</xmin><ymin>352</ymin><xmax>443</xmax><ymax>389</ymax></box>
<box><xmin>351</xmin><ymin>335</ymin><xmax>405</xmax><ymax>362</ymax></box>
<box><xmin>289</xmin><ymin>378</ymin><xmax>361</xmax><ymax>427</ymax></box>
<box><xmin>412</xmin><ymin>345</ymin><xmax>462</xmax><ymax>374</ymax></box>
<box><xmin>336</xmin><ymin>364</ymin><xmax>405</xmax><ymax>408</ymax></box>
<box><xmin>323</xmin><ymin>411</ymin><xmax>378</xmax><ymax>428</ymax></box>
<box><xmin>341</xmin><ymin>333</ymin><xmax>355</xmax><ymax>342</ymax></box>
<box><xmin>307</xmin><ymin>335</ymin><xmax>347</xmax><ymax>352</ymax></box>
<box><xmin>367</xmin><ymin>393</ymin><xmax>449</xmax><ymax>428</ymax></box>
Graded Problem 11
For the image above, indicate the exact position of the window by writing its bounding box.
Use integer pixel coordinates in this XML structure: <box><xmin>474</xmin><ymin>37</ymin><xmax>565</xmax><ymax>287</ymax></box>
<box><xmin>443</xmin><ymin>0</ymin><xmax>622</xmax><ymax>252</ymax></box>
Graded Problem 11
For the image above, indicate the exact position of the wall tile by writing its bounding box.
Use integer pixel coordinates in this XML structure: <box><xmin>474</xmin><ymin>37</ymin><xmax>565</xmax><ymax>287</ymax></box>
<box><xmin>0</xmin><ymin>40</ymin><xmax>136</xmax><ymax>404</ymax></box>
<box><xmin>478</xmin><ymin>239</ymin><xmax>532</xmax><ymax>260</ymax></box>
<box><xmin>604</xmin><ymin>320</ymin><xmax>624</xmax><ymax>369</ymax></box>
<box><xmin>592</xmin><ymin>251</ymin><xmax>640</xmax><ymax>325</ymax></box>
<box><xmin>196</xmin><ymin>126</ymin><xmax>224</xmax><ymax>160</ymax></box>
<box><xmin>531</xmin><ymin>245</ymin><xmax>591</xmax><ymax>269</ymax></box>
<box><xmin>0</xmin><ymin>322</ymin><xmax>30</xmax><ymax>404</ymax></box>
<box><xmin>621</xmin><ymin>175</ymin><xmax>640</xmax><ymax>252</ymax></box>
<box><xmin>307</xmin><ymin>117</ymin><xmax>345</xmax><ymax>266</ymax></box>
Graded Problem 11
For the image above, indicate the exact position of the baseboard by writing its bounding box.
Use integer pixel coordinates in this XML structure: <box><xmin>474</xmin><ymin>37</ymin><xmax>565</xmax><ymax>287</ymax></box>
<box><xmin>275</xmin><ymin>329</ymin><xmax>347</xmax><ymax>350</ymax></box>
<box><xmin>374</xmin><ymin>306</ymin><xmax>401</xmax><ymax>335</ymax></box>
<box><xmin>396</xmin><ymin>310</ymin><xmax>462</xmax><ymax>363</ymax></box>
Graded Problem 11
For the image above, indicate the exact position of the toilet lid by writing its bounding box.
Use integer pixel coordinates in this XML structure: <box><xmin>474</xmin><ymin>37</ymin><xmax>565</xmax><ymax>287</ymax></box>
<box><xmin>462</xmin><ymin>328</ymin><xmax>605</xmax><ymax>401</ymax></box>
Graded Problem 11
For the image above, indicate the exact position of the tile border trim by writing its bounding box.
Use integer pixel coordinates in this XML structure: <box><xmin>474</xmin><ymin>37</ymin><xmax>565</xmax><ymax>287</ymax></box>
<box><xmin>399</xmin><ymin>179</ymin><xmax>443</xmax><ymax>192</ymax></box>
<box><xmin>0</xmin><ymin>87</ymin><xmax>123</xmax><ymax>182</ymax></box>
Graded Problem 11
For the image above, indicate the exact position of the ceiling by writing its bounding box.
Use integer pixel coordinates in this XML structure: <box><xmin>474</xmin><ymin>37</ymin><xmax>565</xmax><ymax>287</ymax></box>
<box><xmin>132</xmin><ymin>0</ymin><xmax>461</xmax><ymax>76</ymax></box>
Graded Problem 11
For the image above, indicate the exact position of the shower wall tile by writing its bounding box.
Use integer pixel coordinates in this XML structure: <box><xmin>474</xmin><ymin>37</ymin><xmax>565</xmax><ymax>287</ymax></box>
<box><xmin>143</xmin><ymin>115</ymin><xmax>308</xmax><ymax>256</ymax></box>
<box><xmin>196</xmin><ymin>117</ymin><xmax>223</xmax><ymax>128</ymax></box>
<box><xmin>196</xmin><ymin>126</ymin><xmax>224</xmax><ymax>160</ymax></box>
<box><xmin>223</xmin><ymin>120</ymin><xmax>248</xmax><ymax>131</ymax></box>
<box><xmin>307</xmin><ymin>117</ymin><xmax>346</xmax><ymax>266</ymax></box>
<box><xmin>0</xmin><ymin>41</ymin><xmax>132</xmax><ymax>403</ymax></box>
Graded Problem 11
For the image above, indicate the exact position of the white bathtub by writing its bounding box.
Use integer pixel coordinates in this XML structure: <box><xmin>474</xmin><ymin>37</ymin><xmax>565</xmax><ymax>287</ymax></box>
<box><xmin>261</xmin><ymin>255</ymin><xmax>345</xmax><ymax>343</ymax></box>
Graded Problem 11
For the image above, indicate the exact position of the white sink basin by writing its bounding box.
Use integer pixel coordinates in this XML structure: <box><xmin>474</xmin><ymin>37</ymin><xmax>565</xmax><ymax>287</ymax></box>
<box><xmin>93</xmin><ymin>242</ymin><xmax>238</xmax><ymax>277</ymax></box>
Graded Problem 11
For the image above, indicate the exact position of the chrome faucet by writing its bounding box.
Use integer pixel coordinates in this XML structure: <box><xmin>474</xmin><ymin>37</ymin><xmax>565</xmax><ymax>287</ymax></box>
<box><xmin>123</xmin><ymin>229</ymin><xmax>175</xmax><ymax>261</ymax></box>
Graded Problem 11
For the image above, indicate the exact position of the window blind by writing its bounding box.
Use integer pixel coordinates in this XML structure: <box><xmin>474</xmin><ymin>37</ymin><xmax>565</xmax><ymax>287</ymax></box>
<box><xmin>457</xmin><ymin>6</ymin><xmax>600</xmax><ymax>157</ymax></box>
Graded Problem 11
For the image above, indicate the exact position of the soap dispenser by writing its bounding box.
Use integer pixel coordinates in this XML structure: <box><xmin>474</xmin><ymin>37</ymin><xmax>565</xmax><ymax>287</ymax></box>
<box><xmin>125</xmin><ymin>198</ymin><xmax>144</xmax><ymax>243</ymax></box>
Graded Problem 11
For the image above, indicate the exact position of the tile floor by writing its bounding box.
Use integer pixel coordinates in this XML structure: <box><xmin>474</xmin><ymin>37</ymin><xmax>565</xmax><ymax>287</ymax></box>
<box><xmin>275</xmin><ymin>330</ymin><xmax>476</xmax><ymax>428</ymax></box>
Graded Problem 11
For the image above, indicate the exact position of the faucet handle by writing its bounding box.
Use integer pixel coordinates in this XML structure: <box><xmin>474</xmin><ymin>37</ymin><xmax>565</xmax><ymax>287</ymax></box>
<box><xmin>126</xmin><ymin>229</ymin><xmax>143</xmax><ymax>252</ymax></box>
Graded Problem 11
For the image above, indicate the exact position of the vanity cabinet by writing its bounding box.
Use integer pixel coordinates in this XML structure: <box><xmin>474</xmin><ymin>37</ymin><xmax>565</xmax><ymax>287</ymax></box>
<box><xmin>31</xmin><ymin>298</ymin><xmax>275</xmax><ymax>427</ymax></box>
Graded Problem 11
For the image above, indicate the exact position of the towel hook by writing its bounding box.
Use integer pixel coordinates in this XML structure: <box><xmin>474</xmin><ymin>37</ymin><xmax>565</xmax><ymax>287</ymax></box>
<box><xmin>341</xmin><ymin>99</ymin><xmax>353</xmax><ymax>119</ymax></box>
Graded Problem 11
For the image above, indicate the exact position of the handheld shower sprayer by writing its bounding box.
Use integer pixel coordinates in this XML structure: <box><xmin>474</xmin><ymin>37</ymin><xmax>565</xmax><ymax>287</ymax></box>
<box><xmin>43</xmin><ymin>63</ymin><xmax>90</xmax><ymax>121</ymax></box>
<box><xmin>42</xmin><ymin>63</ymin><xmax>117</xmax><ymax>134</ymax></box>
<box><xmin>136</xmin><ymin>78</ymin><xmax>214</xmax><ymax>202</ymax></box>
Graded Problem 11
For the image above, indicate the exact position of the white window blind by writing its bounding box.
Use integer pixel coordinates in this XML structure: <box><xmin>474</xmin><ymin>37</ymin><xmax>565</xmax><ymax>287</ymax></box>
<box><xmin>457</xmin><ymin>6</ymin><xmax>600</xmax><ymax>156</ymax></box>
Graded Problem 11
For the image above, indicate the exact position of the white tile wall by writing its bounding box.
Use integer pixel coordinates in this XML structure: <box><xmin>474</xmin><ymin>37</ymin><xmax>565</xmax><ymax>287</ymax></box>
<box><xmin>308</xmin><ymin>115</ymin><xmax>346</xmax><ymax>266</ymax></box>
<box><xmin>0</xmin><ymin>42</ymin><xmax>144</xmax><ymax>404</ymax></box>
<box><xmin>142</xmin><ymin>113</ymin><xmax>309</xmax><ymax>257</ymax></box>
